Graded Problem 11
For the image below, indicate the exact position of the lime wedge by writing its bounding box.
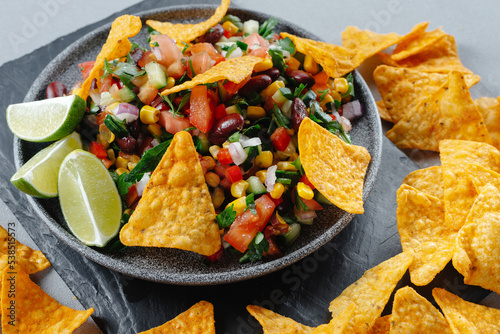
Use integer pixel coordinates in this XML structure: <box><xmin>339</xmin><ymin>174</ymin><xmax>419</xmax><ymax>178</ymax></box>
<box><xmin>10</xmin><ymin>132</ymin><xmax>82</xmax><ymax>198</ymax></box>
<box><xmin>58</xmin><ymin>149</ymin><xmax>122</xmax><ymax>247</ymax></box>
<box><xmin>6</xmin><ymin>95</ymin><xmax>86</xmax><ymax>142</ymax></box>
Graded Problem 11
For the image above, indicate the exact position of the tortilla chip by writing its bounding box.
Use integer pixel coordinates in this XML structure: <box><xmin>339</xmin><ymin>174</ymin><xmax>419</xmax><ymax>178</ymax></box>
<box><xmin>246</xmin><ymin>305</ymin><xmax>314</xmax><ymax>334</ymax></box>
<box><xmin>474</xmin><ymin>97</ymin><xmax>500</xmax><ymax>150</ymax></box>
<box><xmin>390</xmin><ymin>286</ymin><xmax>452</xmax><ymax>333</ymax></box>
<box><xmin>452</xmin><ymin>184</ymin><xmax>500</xmax><ymax>294</ymax></box>
<box><xmin>312</xmin><ymin>303</ymin><xmax>356</xmax><ymax>334</ymax></box>
<box><xmin>146</xmin><ymin>0</ymin><xmax>230</xmax><ymax>45</ymax></box>
<box><xmin>78</xmin><ymin>15</ymin><xmax>142</xmax><ymax>100</ymax></box>
<box><xmin>386</xmin><ymin>71</ymin><xmax>491</xmax><ymax>151</ymax></box>
<box><xmin>391</xmin><ymin>27</ymin><xmax>447</xmax><ymax>61</ymax></box>
<box><xmin>467</xmin><ymin>164</ymin><xmax>500</xmax><ymax>194</ymax></box>
<box><xmin>280</xmin><ymin>32</ymin><xmax>358</xmax><ymax>78</ymax></box>
<box><xmin>396</xmin><ymin>185</ymin><xmax>455</xmax><ymax>285</ymax></box>
<box><xmin>433</xmin><ymin>288</ymin><xmax>500</xmax><ymax>333</ymax></box>
<box><xmin>298</xmin><ymin>117</ymin><xmax>371</xmax><ymax>214</ymax></box>
<box><xmin>440</xmin><ymin>139</ymin><xmax>500</xmax><ymax>230</ymax></box>
<box><xmin>139</xmin><ymin>301</ymin><xmax>215</xmax><ymax>334</ymax></box>
<box><xmin>328</xmin><ymin>252</ymin><xmax>414</xmax><ymax>334</ymax></box>
<box><xmin>160</xmin><ymin>55</ymin><xmax>263</xmax><ymax>96</ymax></box>
<box><xmin>374</xmin><ymin>65</ymin><xmax>479</xmax><ymax>124</ymax></box>
<box><xmin>402</xmin><ymin>166</ymin><xmax>443</xmax><ymax>199</ymax></box>
<box><xmin>120</xmin><ymin>131</ymin><xmax>221</xmax><ymax>256</ymax></box>
<box><xmin>366</xmin><ymin>315</ymin><xmax>391</xmax><ymax>334</ymax></box>
<box><xmin>390</xmin><ymin>22</ymin><xmax>429</xmax><ymax>57</ymax></box>
<box><xmin>376</xmin><ymin>100</ymin><xmax>393</xmax><ymax>122</ymax></box>
<box><xmin>1</xmin><ymin>267</ymin><xmax>93</xmax><ymax>333</ymax></box>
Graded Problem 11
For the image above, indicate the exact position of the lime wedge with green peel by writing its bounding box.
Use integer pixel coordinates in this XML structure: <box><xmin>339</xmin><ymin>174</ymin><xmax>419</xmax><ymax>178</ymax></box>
<box><xmin>58</xmin><ymin>149</ymin><xmax>122</xmax><ymax>247</ymax></box>
<box><xmin>10</xmin><ymin>132</ymin><xmax>82</xmax><ymax>198</ymax></box>
<box><xmin>6</xmin><ymin>95</ymin><xmax>86</xmax><ymax>142</ymax></box>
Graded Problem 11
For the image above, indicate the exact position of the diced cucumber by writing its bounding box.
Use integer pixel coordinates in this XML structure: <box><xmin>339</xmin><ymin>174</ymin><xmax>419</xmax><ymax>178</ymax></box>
<box><xmin>100</xmin><ymin>92</ymin><xmax>118</xmax><ymax>107</ymax></box>
<box><xmin>145</xmin><ymin>62</ymin><xmax>167</xmax><ymax>89</ymax></box>
<box><xmin>217</xmin><ymin>81</ymin><xmax>229</xmax><ymax>102</ymax></box>
<box><xmin>215</xmin><ymin>41</ymin><xmax>236</xmax><ymax>54</ymax></box>
<box><xmin>246</xmin><ymin>176</ymin><xmax>267</xmax><ymax>195</ymax></box>
<box><xmin>302</xmin><ymin>90</ymin><xmax>317</xmax><ymax>107</ymax></box>
<box><xmin>198</xmin><ymin>133</ymin><xmax>210</xmax><ymax>154</ymax></box>
<box><xmin>294</xmin><ymin>212</ymin><xmax>314</xmax><ymax>225</ymax></box>
<box><xmin>277</xmin><ymin>223</ymin><xmax>301</xmax><ymax>247</ymax></box>
<box><xmin>243</xmin><ymin>20</ymin><xmax>259</xmax><ymax>36</ymax></box>
<box><xmin>119</xmin><ymin>86</ymin><xmax>136</xmax><ymax>103</ymax></box>
<box><xmin>225</xmin><ymin>104</ymin><xmax>242</xmax><ymax>115</ymax></box>
<box><xmin>314</xmin><ymin>192</ymin><xmax>333</xmax><ymax>205</ymax></box>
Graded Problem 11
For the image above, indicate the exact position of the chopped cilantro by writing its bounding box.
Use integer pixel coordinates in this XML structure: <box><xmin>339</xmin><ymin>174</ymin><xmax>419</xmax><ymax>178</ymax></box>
<box><xmin>104</xmin><ymin>114</ymin><xmax>128</xmax><ymax>138</ymax></box>
<box><xmin>273</xmin><ymin>103</ymin><xmax>291</xmax><ymax>129</ymax></box>
<box><xmin>225</xmin><ymin>44</ymin><xmax>238</xmax><ymax>57</ymax></box>
<box><xmin>276</xmin><ymin>37</ymin><xmax>295</xmax><ymax>54</ymax></box>
<box><xmin>236</xmin><ymin>40</ymin><xmax>248</xmax><ymax>52</ymax></box>
<box><xmin>295</xmin><ymin>188</ymin><xmax>308</xmax><ymax>211</ymax></box>
<box><xmin>239</xmin><ymin>232</ymin><xmax>269</xmax><ymax>263</ymax></box>
<box><xmin>317</xmin><ymin>89</ymin><xmax>329</xmax><ymax>101</ymax></box>
<box><xmin>244</xmin><ymin>193</ymin><xmax>257</xmax><ymax>215</ymax></box>
<box><xmin>258</xmin><ymin>17</ymin><xmax>279</xmax><ymax>39</ymax></box>
<box><xmin>217</xmin><ymin>204</ymin><xmax>237</xmax><ymax>229</ymax></box>
<box><xmin>123</xmin><ymin>139</ymin><xmax>173</xmax><ymax>184</ymax></box>
<box><xmin>101</xmin><ymin>58</ymin><xmax>114</xmax><ymax>79</ymax></box>
<box><xmin>268</xmin><ymin>45</ymin><xmax>288</xmax><ymax>74</ymax></box>
<box><xmin>310</xmin><ymin>101</ymin><xmax>351</xmax><ymax>143</ymax></box>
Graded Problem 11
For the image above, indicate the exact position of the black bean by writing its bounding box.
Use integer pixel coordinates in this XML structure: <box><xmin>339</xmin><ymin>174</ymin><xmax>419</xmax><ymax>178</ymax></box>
<box><xmin>291</xmin><ymin>98</ymin><xmax>308</xmax><ymax>132</ymax></box>
<box><xmin>238</xmin><ymin>75</ymin><xmax>272</xmax><ymax>96</ymax></box>
<box><xmin>209</xmin><ymin>113</ymin><xmax>245</xmax><ymax>146</ymax></box>
<box><xmin>286</xmin><ymin>70</ymin><xmax>315</xmax><ymax>87</ymax></box>
<box><xmin>198</xmin><ymin>24</ymin><xmax>224</xmax><ymax>44</ymax></box>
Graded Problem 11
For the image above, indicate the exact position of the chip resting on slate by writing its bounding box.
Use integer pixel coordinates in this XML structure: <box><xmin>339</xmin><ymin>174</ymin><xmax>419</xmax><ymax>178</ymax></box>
<box><xmin>433</xmin><ymin>288</ymin><xmax>500</xmax><ymax>333</ymax></box>
<box><xmin>396</xmin><ymin>185</ymin><xmax>455</xmax><ymax>286</ymax></box>
<box><xmin>474</xmin><ymin>96</ymin><xmax>500</xmax><ymax>150</ymax></box>
<box><xmin>390</xmin><ymin>286</ymin><xmax>452</xmax><ymax>333</ymax></box>
<box><xmin>120</xmin><ymin>131</ymin><xmax>221</xmax><ymax>256</ymax></box>
<box><xmin>298</xmin><ymin>117</ymin><xmax>371</xmax><ymax>214</ymax></box>
<box><xmin>246</xmin><ymin>305</ymin><xmax>314</xmax><ymax>334</ymax></box>
<box><xmin>402</xmin><ymin>166</ymin><xmax>443</xmax><ymax>199</ymax></box>
<box><xmin>453</xmin><ymin>184</ymin><xmax>500</xmax><ymax>295</ymax></box>
<box><xmin>138</xmin><ymin>301</ymin><xmax>215</xmax><ymax>334</ymax></box>
<box><xmin>328</xmin><ymin>251</ymin><xmax>413</xmax><ymax>333</ymax></box>
<box><xmin>1</xmin><ymin>267</ymin><xmax>94</xmax><ymax>333</ymax></box>
<box><xmin>440</xmin><ymin>139</ymin><xmax>500</xmax><ymax>230</ymax></box>
<box><xmin>386</xmin><ymin>71</ymin><xmax>491</xmax><ymax>151</ymax></box>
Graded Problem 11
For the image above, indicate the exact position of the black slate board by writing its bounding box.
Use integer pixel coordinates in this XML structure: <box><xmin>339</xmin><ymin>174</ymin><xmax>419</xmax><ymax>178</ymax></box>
<box><xmin>0</xmin><ymin>0</ymin><xmax>489</xmax><ymax>333</ymax></box>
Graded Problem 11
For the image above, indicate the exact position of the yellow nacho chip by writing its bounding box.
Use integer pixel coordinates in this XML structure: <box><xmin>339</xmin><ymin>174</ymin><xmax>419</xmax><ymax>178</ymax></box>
<box><xmin>391</xmin><ymin>27</ymin><xmax>446</xmax><ymax>61</ymax></box>
<box><xmin>402</xmin><ymin>166</ymin><xmax>443</xmax><ymax>199</ymax></box>
<box><xmin>138</xmin><ymin>301</ymin><xmax>215</xmax><ymax>334</ymax></box>
<box><xmin>78</xmin><ymin>15</ymin><xmax>142</xmax><ymax>100</ymax></box>
<box><xmin>397</xmin><ymin>185</ymin><xmax>455</xmax><ymax>286</ymax></box>
<box><xmin>390</xmin><ymin>286</ymin><xmax>452</xmax><ymax>333</ymax></box>
<box><xmin>120</xmin><ymin>131</ymin><xmax>221</xmax><ymax>256</ymax></box>
<box><xmin>246</xmin><ymin>305</ymin><xmax>314</xmax><ymax>334</ymax></box>
<box><xmin>328</xmin><ymin>252</ymin><xmax>414</xmax><ymax>334</ymax></box>
<box><xmin>452</xmin><ymin>184</ymin><xmax>500</xmax><ymax>295</ymax></box>
<box><xmin>298</xmin><ymin>117</ymin><xmax>371</xmax><ymax>214</ymax></box>
<box><xmin>366</xmin><ymin>315</ymin><xmax>391</xmax><ymax>334</ymax></box>
<box><xmin>146</xmin><ymin>0</ymin><xmax>230</xmax><ymax>45</ymax></box>
<box><xmin>433</xmin><ymin>288</ymin><xmax>500</xmax><ymax>333</ymax></box>
<box><xmin>376</xmin><ymin>100</ymin><xmax>393</xmax><ymax>122</ymax></box>
<box><xmin>1</xmin><ymin>267</ymin><xmax>94</xmax><ymax>333</ymax></box>
<box><xmin>281</xmin><ymin>32</ymin><xmax>358</xmax><ymax>78</ymax></box>
<box><xmin>386</xmin><ymin>71</ymin><xmax>491</xmax><ymax>151</ymax></box>
<box><xmin>474</xmin><ymin>97</ymin><xmax>500</xmax><ymax>150</ymax></box>
<box><xmin>312</xmin><ymin>303</ymin><xmax>356</xmax><ymax>334</ymax></box>
<box><xmin>160</xmin><ymin>55</ymin><xmax>263</xmax><ymax>96</ymax></box>
<box><xmin>374</xmin><ymin>65</ymin><xmax>479</xmax><ymax>124</ymax></box>
<box><xmin>440</xmin><ymin>139</ymin><xmax>500</xmax><ymax>230</ymax></box>
<box><xmin>467</xmin><ymin>164</ymin><xmax>500</xmax><ymax>193</ymax></box>
<box><xmin>390</xmin><ymin>22</ymin><xmax>429</xmax><ymax>58</ymax></box>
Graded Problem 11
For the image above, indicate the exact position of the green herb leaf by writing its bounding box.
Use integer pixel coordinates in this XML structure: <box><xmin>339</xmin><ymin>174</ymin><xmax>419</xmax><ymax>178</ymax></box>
<box><xmin>258</xmin><ymin>17</ymin><xmax>279</xmax><ymax>39</ymax></box>
<box><xmin>291</xmin><ymin>157</ymin><xmax>305</xmax><ymax>175</ymax></box>
<box><xmin>273</xmin><ymin>103</ymin><xmax>291</xmax><ymax>129</ymax></box>
<box><xmin>245</xmin><ymin>91</ymin><xmax>263</xmax><ymax>105</ymax></box>
<box><xmin>268</xmin><ymin>45</ymin><xmax>288</xmax><ymax>73</ymax></box>
<box><xmin>110</xmin><ymin>170</ymin><xmax>134</xmax><ymax>196</ymax></box>
<box><xmin>101</xmin><ymin>58</ymin><xmax>114</xmax><ymax>79</ymax></box>
<box><xmin>295</xmin><ymin>188</ymin><xmax>308</xmax><ymax>211</ymax></box>
<box><xmin>192</xmin><ymin>136</ymin><xmax>203</xmax><ymax>153</ymax></box>
<box><xmin>317</xmin><ymin>89</ymin><xmax>329</xmax><ymax>102</ymax></box>
<box><xmin>228</xmin><ymin>131</ymin><xmax>241</xmax><ymax>143</ymax></box>
<box><xmin>216</xmin><ymin>204</ymin><xmax>237</xmax><ymax>229</ymax></box>
<box><xmin>239</xmin><ymin>232</ymin><xmax>269</xmax><ymax>263</ymax></box>
<box><xmin>342</xmin><ymin>73</ymin><xmax>355</xmax><ymax>98</ymax></box>
<box><xmin>293</xmin><ymin>84</ymin><xmax>307</xmax><ymax>99</ymax></box>
<box><xmin>236</xmin><ymin>40</ymin><xmax>248</xmax><ymax>52</ymax></box>
<box><xmin>113</xmin><ymin>62</ymin><xmax>145</xmax><ymax>91</ymax></box>
<box><xmin>244</xmin><ymin>193</ymin><xmax>257</xmax><ymax>215</ymax></box>
<box><xmin>276</xmin><ymin>37</ymin><xmax>295</xmax><ymax>54</ymax></box>
<box><xmin>222</xmin><ymin>15</ymin><xmax>243</xmax><ymax>31</ymax></box>
<box><xmin>279</xmin><ymin>87</ymin><xmax>293</xmax><ymax>100</ymax></box>
<box><xmin>310</xmin><ymin>101</ymin><xmax>351</xmax><ymax>143</ymax></box>
<box><xmin>225</xmin><ymin>44</ymin><xmax>238</xmax><ymax>58</ymax></box>
<box><xmin>242</xmin><ymin>124</ymin><xmax>261</xmax><ymax>137</ymax></box>
<box><xmin>104</xmin><ymin>114</ymin><xmax>128</xmax><ymax>138</ymax></box>
<box><xmin>123</xmin><ymin>139</ymin><xmax>173</xmax><ymax>184</ymax></box>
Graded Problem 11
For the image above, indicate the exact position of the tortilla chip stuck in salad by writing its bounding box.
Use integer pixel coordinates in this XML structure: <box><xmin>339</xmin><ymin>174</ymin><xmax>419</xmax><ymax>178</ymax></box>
<box><xmin>119</xmin><ymin>131</ymin><xmax>221</xmax><ymax>256</ymax></box>
<box><xmin>298</xmin><ymin>117</ymin><xmax>371</xmax><ymax>214</ymax></box>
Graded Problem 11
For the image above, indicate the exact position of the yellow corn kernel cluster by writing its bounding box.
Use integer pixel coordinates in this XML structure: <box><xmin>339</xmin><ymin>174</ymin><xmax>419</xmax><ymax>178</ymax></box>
<box><xmin>116</xmin><ymin>167</ymin><xmax>128</xmax><ymax>175</ymax></box>
<box><xmin>254</xmin><ymin>58</ymin><xmax>273</xmax><ymax>72</ymax></box>
<box><xmin>261</xmin><ymin>81</ymin><xmax>285</xmax><ymax>99</ymax></box>
<box><xmin>256</xmin><ymin>170</ymin><xmax>267</xmax><ymax>183</ymax></box>
<box><xmin>277</xmin><ymin>161</ymin><xmax>297</xmax><ymax>171</ymax></box>
<box><xmin>334</xmin><ymin>77</ymin><xmax>349</xmax><ymax>94</ymax></box>
<box><xmin>147</xmin><ymin>123</ymin><xmax>162</xmax><ymax>138</ymax></box>
<box><xmin>222</xmin><ymin>21</ymin><xmax>239</xmax><ymax>34</ymax></box>
<box><xmin>297</xmin><ymin>182</ymin><xmax>314</xmax><ymax>200</ymax></box>
<box><xmin>255</xmin><ymin>151</ymin><xmax>273</xmax><ymax>168</ymax></box>
<box><xmin>270</xmin><ymin>183</ymin><xmax>285</xmax><ymax>199</ymax></box>
<box><xmin>140</xmin><ymin>105</ymin><xmax>160</xmax><ymax>124</ymax></box>
<box><xmin>303</xmin><ymin>55</ymin><xmax>318</xmax><ymax>74</ymax></box>
<box><xmin>212</xmin><ymin>187</ymin><xmax>225</xmax><ymax>209</ymax></box>
<box><xmin>115</xmin><ymin>156</ymin><xmax>129</xmax><ymax>169</ymax></box>
<box><xmin>231</xmin><ymin>180</ymin><xmax>249</xmax><ymax>198</ymax></box>
<box><xmin>127</xmin><ymin>155</ymin><xmax>141</xmax><ymax>170</ymax></box>
<box><xmin>97</xmin><ymin>124</ymin><xmax>115</xmax><ymax>149</ymax></box>
<box><xmin>227</xmin><ymin>196</ymin><xmax>247</xmax><ymax>216</ymax></box>
<box><xmin>209</xmin><ymin>145</ymin><xmax>221</xmax><ymax>159</ymax></box>
<box><xmin>247</xmin><ymin>106</ymin><xmax>266</xmax><ymax>121</ymax></box>
<box><xmin>320</xmin><ymin>94</ymin><xmax>334</xmax><ymax>110</ymax></box>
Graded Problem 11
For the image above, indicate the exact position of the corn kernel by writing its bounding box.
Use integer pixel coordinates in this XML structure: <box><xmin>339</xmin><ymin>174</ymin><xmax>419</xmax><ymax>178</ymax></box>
<box><xmin>231</xmin><ymin>180</ymin><xmax>249</xmax><ymax>198</ymax></box>
<box><xmin>297</xmin><ymin>182</ymin><xmax>314</xmax><ymax>200</ymax></box>
<box><xmin>205</xmin><ymin>172</ymin><xmax>220</xmax><ymax>187</ymax></box>
<box><xmin>247</xmin><ymin>106</ymin><xmax>267</xmax><ymax>121</ymax></box>
<box><xmin>255</xmin><ymin>151</ymin><xmax>273</xmax><ymax>168</ymax></box>
<box><xmin>96</xmin><ymin>134</ymin><xmax>110</xmax><ymax>149</ymax></box>
<box><xmin>287</xmin><ymin>56</ymin><xmax>301</xmax><ymax>71</ymax></box>
<box><xmin>223</xmin><ymin>21</ymin><xmax>239</xmax><ymax>34</ymax></box>
<box><xmin>212</xmin><ymin>187</ymin><xmax>225</xmax><ymax>209</ymax></box>
<box><xmin>320</xmin><ymin>94</ymin><xmax>334</xmax><ymax>110</ymax></box>
<box><xmin>304</xmin><ymin>55</ymin><xmax>319</xmax><ymax>74</ymax></box>
<box><xmin>201</xmin><ymin>156</ymin><xmax>216</xmax><ymax>170</ymax></box>
<box><xmin>209</xmin><ymin>145</ymin><xmax>221</xmax><ymax>159</ymax></box>
<box><xmin>277</xmin><ymin>161</ymin><xmax>297</xmax><ymax>171</ymax></box>
<box><xmin>270</xmin><ymin>183</ymin><xmax>285</xmax><ymax>199</ymax></box>
<box><xmin>254</xmin><ymin>58</ymin><xmax>273</xmax><ymax>72</ymax></box>
<box><xmin>256</xmin><ymin>170</ymin><xmax>267</xmax><ymax>183</ymax></box>
<box><xmin>330</xmin><ymin>90</ymin><xmax>342</xmax><ymax>102</ymax></box>
<box><xmin>105</xmin><ymin>102</ymin><xmax>120</xmax><ymax>113</ymax></box>
<box><xmin>225</xmin><ymin>105</ymin><xmax>241</xmax><ymax>115</ymax></box>
<box><xmin>128</xmin><ymin>155</ymin><xmax>141</xmax><ymax>171</ymax></box>
<box><xmin>226</xmin><ymin>196</ymin><xmax>247</xmax><ymax>216</ymax></box>
<box><xmin>140</xmin><ymin>105</ymin><xmax>160</xmax><ymax>124</ymax></box>
<box><xmin>115</xmin><ymin>156</ymin><xmax>129</xmax><ymax>169</ymax></box>
<box><xmin>106</xmin><ymin>149</ymin><xmax>116</xmax><ymax>164</ymax></box>
<box><xmin>222</xmin><ymin>141</ymin><xmax>231</xmax><ymax>148</ymax></box>
<box><xmin>334</xmin><ymin>77</ymin><xmax>349</xmax><ymax>94</ymax></box>
<box><xmin>98</xmin><ymin>124</ymin><xmax>115</xmax><ymax>144</ymax></box>
<box><xmin>166</xmin><ymin>76</ymin><xmax>175</xmax><ymax>89</ymax></box>
<box><xmin>115</xmin><ymin>167</ymin><xmax>129</xmax><ymax>175</ymax></box>
<box><xmin>147</xmin><ymin>123</ymin><xmax>163</xmax><ymax>138</ymax></box>
<box><xmin>261</xmin><ymin>80</ymin><xmax>285</xmax><ymax>99</ymax></box>
<box><xmin>276</xmin><ymin>213</ymin><xmax>287</xmax><ymax>225</ymax></box>
<box><xmin>124</xmin><ymin>208</ymin><xmax>132</xmax><ymax>216</ymax></box>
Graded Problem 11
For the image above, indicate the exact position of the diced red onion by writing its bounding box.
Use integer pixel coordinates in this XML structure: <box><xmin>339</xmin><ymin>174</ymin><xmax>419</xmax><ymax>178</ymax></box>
<box><xmin>333</xmin><ymin>110</ymin><xmax>352</xmax><ymax>133</ymax></box>
<box><xmin>151</xmin><ymin>46</ymin><xmax>162</xmax><ymax>61</ymax></box>
<box><xmin>228</xmin><ymin>142</ymin><xmax>248</xmax><ymax>165</ymax></box>
<box><xmin>265</xmin><ymin>165</ymin><xmax>277</xmax><ymax>192</ymax></box>
<box><xmin>88</xmin><ymin>89</ymin><xmax>101</xmax><ymax>105</ymax></box>
<box><xmin>225</xmin><ymin>47</ymin><xmax>243</xmax><ymax>59</ymax></box>
<box><xmin>135</xmin><ymin>173</ymin><xmax>150</xmax><ymax>197</ymax></box>
<box><xmin>239</xmin><ymin>134</ymin><xmax>262</xmax><ymax>148</ymax></box>
<box><xmin>295</xmin><ymin>208</ymin><xmax>317</xmax><ymax>220</ymax></box>
<box><xmin>113</xmin><ymin>103</ymin><xmax>139</xmax><ymax>123</ymax></box>
<box><xmin>341</xmin><ymin>100</ymin><xmax>363</xmax><ymax>121</ymax></box>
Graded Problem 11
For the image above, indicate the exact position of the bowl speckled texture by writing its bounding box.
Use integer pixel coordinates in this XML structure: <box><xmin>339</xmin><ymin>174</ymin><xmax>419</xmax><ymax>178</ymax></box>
<box><xmin>15</xmin><ymin>5</ymin><xmax>382</xmax><ymax>285</ymax></box>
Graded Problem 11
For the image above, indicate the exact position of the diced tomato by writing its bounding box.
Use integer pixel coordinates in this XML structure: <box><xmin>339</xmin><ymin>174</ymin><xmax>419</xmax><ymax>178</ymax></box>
<box><xmin>299</xmin><ymin>174</ymin><xmax>315</xmax><ymax>190</ymax></box>
<box><xmin>215</xmin><ymin>104</ymin><xmax>227</xmax><ymax>119</ymax></box>
<box><xmin>187</xmin><ymin>43</ymin><xmax>225</xmax><ymax>64</ymax></box>
<box><xmin>224</xmin><ymin>194</ymin><xmax>276</xmax><ymax>253</ymax></box>
<box><xmin>220</xmin><ymin>176</ymin><xmax>232</xmax><ymax>190</ymax></box>
<box><xmin>302</xmin><ymin>198</ymin><xmax>323</xmax><ymax>211</ymax></box>
<box><xmin>189</xmin><ymin>85</ymin><xmax>214</xmax><ymax>133</ymax></box>
<box><xmin>249</xmin><ymin>47</ymin><xmax>269</xmax><ymax>58</ymax></box>
<box><xmin>101</xmin><ymin>158</ymin><xmax>113</xmax><ymax>169</ymax></box>
<box><xmin>126</xmin><ymin>185</ymin><xmax>139</xmax><ymax>208</ymax></box>
<box><xmin>137</xmin><ymin>84</ymin><xmax>158</xmax><ymax>105</ymax></box>
<box><xmin>223</xmin><ymin>75</ymin><xmax>251</xmax><ymax>95</ymax></box>
<box><xmin>214</xmin><ymin>164</ymin><xmax>229</xmax><ymax>178</ymax></box>
<box><xmin>225</xmin><ymin>165</ymin><xmax>243</xmax><ymax>183</ymax></box>
<box><xmin>217</xmin><ymin>147</ymin><xmax>233</xmax><ymax>165</ymax></box>
<box><xmin>89</xmin><ymin>141</ymin><xmax>107</xmax><ymax>159</ymax></box>
<box><xmin>166</xmin><ymin>58</ymin><xmax>187</xmax><ymax>79</ymax></box>
<box><xmin>78</xmin><ymin>61</ymin><xmax>95</xmax><ymax>80</ymax></box>
<box><xmin>223</xmin><ymin>29</ymin><xmax>232</xmax><ymax>39</ymax></box>
<box><xmin>270</xmin><ymin>196</ymin><xmax>283</xmax><ymax>207</ymax></box>
<box><xmin>271</xmin><ymin>127</ymin><xmax>291</xmax><ymax>151</ymax></box>
<box><xmin>207</xmin><ymin>89</ymin><xmax>219</xmax><ymax>110</ymax></box>
<box><xmin>242</xmin><ymin>32</ymin><xmax>270</xmax><ymax>51</ymax></box>
<box><xmin>187</xmin><ymin>52</ymin><xmax>213</xmax><ymax>78</ymax></box>
<box><xmin>151</xmin><ymin>34</ymin><xmax>183</xmax><ymax>68</ymax></box>
<box><xmin>131</xmin><ymin>74</ymin><xmax>149</xmax><ymax>87</ymax></box>
<box><xmin>204</xmin><ymin>246</ymin><xmax>223</xmax><ymax>262</ymax></box>
<box><xmin>311</xmin><ymin>83</ymin><xmax>330</xmax><ymax>97</ymax></box>
<box><xmin>313</xmin><ymin>71</ymin><xmax>329</xmax><ymax>85</ymax></box>
<box><xmin>100</xmin><ymin>75</ymin><xmax>113</xmax><ymax>93</ymax></box>
<box><xmin>137</xmin><ymin>50</ymin><xmax>157</xmax><ymax>68</ymax></box>
<box><xmin>158</xmin><ymin>111</ymin><xmax>193</xmax><ymax>134</ymax></box>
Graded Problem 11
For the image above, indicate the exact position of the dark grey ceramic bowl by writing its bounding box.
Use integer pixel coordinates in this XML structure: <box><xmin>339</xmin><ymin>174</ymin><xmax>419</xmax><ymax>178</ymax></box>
<box><xmin>15</xmin><ymin>5</ymin><xmax>382</xmax><ymax>285</ymax></box>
